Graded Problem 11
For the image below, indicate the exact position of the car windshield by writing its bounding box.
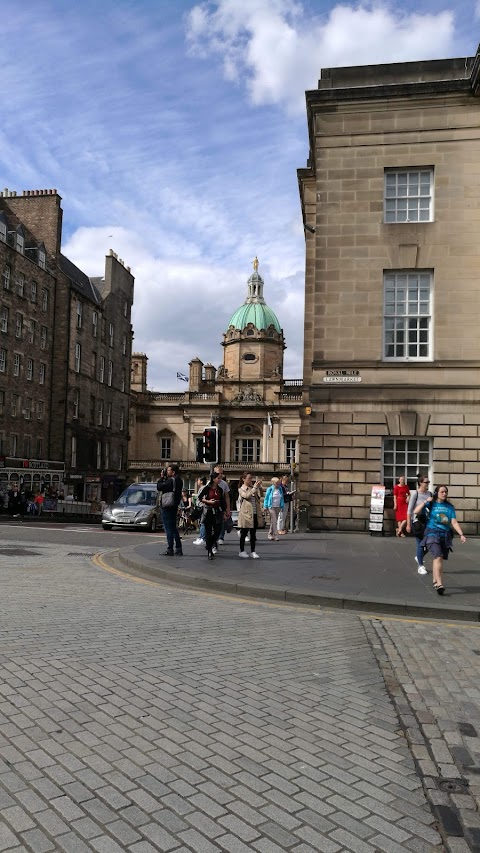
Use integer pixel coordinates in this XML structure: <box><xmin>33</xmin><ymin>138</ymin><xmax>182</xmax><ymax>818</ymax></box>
<box><xmin>117</xmin><ymin>488</ymin><xmax>157</xmax><ymax>507</ymax></box>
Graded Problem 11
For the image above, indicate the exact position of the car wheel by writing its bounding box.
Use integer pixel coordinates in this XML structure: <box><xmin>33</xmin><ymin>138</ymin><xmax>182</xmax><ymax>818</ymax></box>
<box><xmin>149</xmin><ymin>516</ymin><xmax>157</xmax><ymax>533</ymax></box>
<box><xmin>102</xmin><ymin>524</ymin><xmax>112</xmax><ymax>530</ymax></box>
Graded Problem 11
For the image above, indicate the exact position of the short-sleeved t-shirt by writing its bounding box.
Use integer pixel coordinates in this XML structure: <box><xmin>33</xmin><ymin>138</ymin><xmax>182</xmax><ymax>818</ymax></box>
<box><xmin>217</xmin><ymin>479</ymin><xmax>230</xmax><ymax>495</ymax></box>
<box><xmin>426</xmin><ymin>501</ymin><xmax>456</xmax><ymax>534</ymax></box>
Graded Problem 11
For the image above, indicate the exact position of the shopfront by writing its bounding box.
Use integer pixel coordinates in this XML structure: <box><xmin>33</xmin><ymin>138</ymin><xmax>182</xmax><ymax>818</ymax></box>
<box><xmin>0</xmin><ymin>456</ymin><xmax>65</xmax><ymax>508</ymax></box>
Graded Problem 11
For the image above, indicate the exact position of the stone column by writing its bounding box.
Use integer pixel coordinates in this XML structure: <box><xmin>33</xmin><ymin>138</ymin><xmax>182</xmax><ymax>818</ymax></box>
<box><xmin>224</xmin><ymin>421</ymin><xmax>231</xmax><ymax>462</ymax></box>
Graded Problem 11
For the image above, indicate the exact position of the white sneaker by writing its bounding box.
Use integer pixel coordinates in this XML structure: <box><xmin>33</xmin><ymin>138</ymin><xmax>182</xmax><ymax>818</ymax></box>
<box><xmin>245</xmin><ymin>536</ymin><xmax>250</xmax><ymax>543</ymax></box>
<box><xmin>212</xmin><ymin>546</ymin><xmax>217</xmax><ymax>554</ymax></box>
<box><xmin>193</xmin><ymin>538</ymin><xmax>205</xmax><ymax>545</ymax></box>
<box><xmin>417</xmin><ymin>565</ymin><xmax>427</xmax><ymax>575</ymax></box>
<box><xmin>239</xmin><ymin>551</ymin><xmax>249</xmax><ymax>559</ymax></box>
<box><xmin>237</xmin><ymin>530</ymin><xmax>241</xmax><ymax>538</ymax></box>
<box><xmin>217</xmin><ymin>539</ymin><xmax>224</xmax><ymax>545</ymax></box>
<box><xmin>251</xmin><ymin>552</ymin><xmax>259</xmax><ymax>559</ymax></box>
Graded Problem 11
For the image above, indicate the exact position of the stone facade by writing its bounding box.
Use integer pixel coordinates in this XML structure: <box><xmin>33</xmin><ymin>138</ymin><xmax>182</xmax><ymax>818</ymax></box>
<box><xmin>298</xmin><ymin>47</ymin><xmax>480</xmax><ymax>533</ymax></box>
<box><xmin>0</xmin><ymin>193</ymin><xmax>56</xmax><ymax>464</ymax></box>
<box><xmin>0</xmin><ymin>189</ymin><xmax>134</xmax><ymax>501</ymax></box>
<box><xmin>129</xmin><ymin>264</ymin><xmax>301</xmax><ymax>498</ymax></box>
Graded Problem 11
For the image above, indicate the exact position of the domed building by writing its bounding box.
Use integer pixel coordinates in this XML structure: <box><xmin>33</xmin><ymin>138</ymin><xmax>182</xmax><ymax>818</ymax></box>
<box><xmin>128</xmin><ymin>260</ymin><xmax>301</xmax><ymax>498</ymax></box>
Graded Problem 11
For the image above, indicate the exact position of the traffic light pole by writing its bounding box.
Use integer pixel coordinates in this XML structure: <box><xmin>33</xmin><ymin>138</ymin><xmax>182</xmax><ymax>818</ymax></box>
<box><xmin>210</xmin><ymin>414</ymin><xmax>215</xmax><ymax>476</ymax></box>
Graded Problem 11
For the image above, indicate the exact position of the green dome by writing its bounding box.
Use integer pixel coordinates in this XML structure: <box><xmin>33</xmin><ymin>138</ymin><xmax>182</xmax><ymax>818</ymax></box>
<box><xmin>226</xmin><ymin>269</ymin><xmax>281</xmax><ymax>333</ymax></box>
<box><xmin>227</xmin><ymin>302</ymin><xmax>281</xmax><ymax>333</ymax></box>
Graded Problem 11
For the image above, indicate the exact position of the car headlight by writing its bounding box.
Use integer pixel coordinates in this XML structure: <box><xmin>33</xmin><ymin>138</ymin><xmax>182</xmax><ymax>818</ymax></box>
<box><xmin>135</xmin><ymin>510</ymin><xmax>150</xmax><ymax>520</ymax></box>
<box><xmin>103</xmin><ymin>507</ymin><xmax>114</xmax><ymax>517</ymax></box>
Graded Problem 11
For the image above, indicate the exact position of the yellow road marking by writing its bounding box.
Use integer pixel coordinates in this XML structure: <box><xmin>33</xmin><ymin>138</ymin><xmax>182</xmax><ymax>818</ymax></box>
<box><xmin>91</xmin><ymin>552</ymin><xmax>480</xmax><ymax>629</ymax></box>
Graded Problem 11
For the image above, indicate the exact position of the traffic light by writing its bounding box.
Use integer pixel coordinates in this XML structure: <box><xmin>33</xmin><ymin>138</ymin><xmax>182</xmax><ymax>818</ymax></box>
<box><xmin>203</xmin><ymin>427</ymin><xmax>219</xmax><ymax>464</ymax></box>
<box><xmin>195</xmin><ymin>437</ymin><xmax>204</xmax><ymax>463</ymax></box>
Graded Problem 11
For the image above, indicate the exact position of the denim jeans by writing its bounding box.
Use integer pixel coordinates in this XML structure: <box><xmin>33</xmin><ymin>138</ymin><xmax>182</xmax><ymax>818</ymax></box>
<box><xmin>162</xmin><ymin>507</ymin><xmax>182</xmax><ymax>552</ymax></box>
<box><xmin>415</xmin><ymin>535</ymin><xmax>425</xmax><ymax>566</ymax></box>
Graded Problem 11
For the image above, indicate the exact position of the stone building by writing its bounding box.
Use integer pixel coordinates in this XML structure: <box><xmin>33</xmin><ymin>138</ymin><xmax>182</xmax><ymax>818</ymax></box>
<box><xmin>298</xmin><ymin>45</ymin><xmax>480</xmax><ymax>532</ymax></box>
<box><xmin>129</xmin><ymin>261</ymin><xmax>301</xmax><ymax>498</ymax></box>
<box><xmin>0</xmin><ymin>193</ymin><xmax>56</xmax><ymax>468</ymax></box>
<box><xmin>0</xmin><ymin>188</ymin><xmax>134</xmax><ymax>501</ymax></box>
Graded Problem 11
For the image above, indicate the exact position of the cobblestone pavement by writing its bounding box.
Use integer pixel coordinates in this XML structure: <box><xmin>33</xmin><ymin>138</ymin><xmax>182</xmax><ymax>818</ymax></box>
<box><xmin>0</xmin><ymin>538</ymin><xmax>463</xmax><ymax>852</ymax></box>
<box><xmin>366</xmin><ymin>618</ymin><xmax>480</xmax><ymax>852</ymax></box>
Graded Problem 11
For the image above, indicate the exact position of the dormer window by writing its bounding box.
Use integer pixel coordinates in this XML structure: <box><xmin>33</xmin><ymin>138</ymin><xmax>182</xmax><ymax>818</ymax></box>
<box><xmin>246</xmin><ymin>328</ymin><xmax>255</xmax><ymax>337</ymax></box>
<box><xmin>16</xmin><ymin>227</ymin><xmax>24</xmax><ymax>254</ymax></box>
<box><xmin>0</xmin><ymin>216</ymin><xmax>6</xmax><ymax>243</ymax></box>
<box><xmin>38</xmin><ymin>245</ymin><xmax>46</xmax><ymax>269</ymax></box>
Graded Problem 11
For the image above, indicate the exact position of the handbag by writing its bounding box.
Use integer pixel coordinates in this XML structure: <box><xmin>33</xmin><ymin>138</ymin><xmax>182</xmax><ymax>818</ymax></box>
<box><xmin>190</xmin><ymin>504</ymin><xmax>203</xmax><ymax>521</ymax></box>
<box><xmin>225</xmin><ymin>515</ymin><xmax>234</xmax><ymax>534</ymax></box>
<box><xmin>412</xmin><ymin>518</ymin><xmax>425</xmax><ymax>537</ymax></box>
<box><xmin>161</xmin><ymin>491</ymin><xmax>175</xmax><ymax>508</ymax></box>
<box><xmin>411</xmin><ymin>490</ymin><xmax>425</xmax><ymax>537</ymax></box>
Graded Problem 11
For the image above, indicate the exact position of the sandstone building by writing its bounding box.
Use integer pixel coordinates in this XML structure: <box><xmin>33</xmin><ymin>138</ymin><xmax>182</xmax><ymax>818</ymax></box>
<box><xmin>129</xmin><ymin>261</ymin><xmax>300</xmax><ymax>499</ymax></box>
<box><xmin>298</xmin><ymin>45</ymin><xmax>480</xmax><ymax>533</ymax></box>
<box><xmin>0</xmin><ymin>189</ymin><xmax>134</xmax><ymax>501</ymax></box>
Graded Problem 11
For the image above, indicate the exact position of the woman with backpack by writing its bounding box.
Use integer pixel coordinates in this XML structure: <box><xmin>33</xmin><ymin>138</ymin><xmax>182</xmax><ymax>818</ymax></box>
<box><xmin>406</xmin><ymin>476</ymin><xmax>432</xmax><ymax>574</ymax></box>
<box><xmin>421</xmin><ymin>485</ymin><xmax>466</xmax><ymax>595</ymax></box>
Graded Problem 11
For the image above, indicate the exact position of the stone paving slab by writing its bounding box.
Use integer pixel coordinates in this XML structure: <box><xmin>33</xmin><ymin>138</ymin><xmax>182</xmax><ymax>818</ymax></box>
<box><xmin>364</xmin><ymin>616</ymin><xmax>480</xmax><ymax>852</ymax></box>
<box><xmin>116</xmin><ymin>532</ymin><xmax>480</xmax><ymax>621</ymax></box>
<box><xmin>0</xmin><ymin>538</ymin><xmax>446</xmax><ymax>852</ymax></box>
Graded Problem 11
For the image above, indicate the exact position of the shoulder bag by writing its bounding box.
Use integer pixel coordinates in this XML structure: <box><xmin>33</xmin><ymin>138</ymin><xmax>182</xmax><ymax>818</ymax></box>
<box><xmin>161</xmin><ymin>490</ymin><xmax>175</xmax><ymax>508</ymax></box>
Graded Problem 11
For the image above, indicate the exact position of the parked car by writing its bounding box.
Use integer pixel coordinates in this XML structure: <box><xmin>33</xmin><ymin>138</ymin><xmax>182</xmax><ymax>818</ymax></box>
<box><xmin>102</xmin><ymin>483</ymin><xmax>162</xmax><ymax>532</ymax></box>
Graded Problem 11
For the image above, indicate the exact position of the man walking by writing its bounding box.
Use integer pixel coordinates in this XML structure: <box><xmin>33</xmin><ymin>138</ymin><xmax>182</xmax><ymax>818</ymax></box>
<box><xmin>157</xmin><ymin>464</ymin><xmax>184</xmax><ymax>556</ymax></box>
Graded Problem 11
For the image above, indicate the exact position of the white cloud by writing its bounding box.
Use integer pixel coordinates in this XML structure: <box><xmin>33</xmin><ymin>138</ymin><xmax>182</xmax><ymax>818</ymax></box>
<box><xmin>63</xmin><ymin>225</ymin><xmax>304</xmax><ymax>391</ymax></box>
<box><xmin>186</xmin><ymin>0</ymin><xmax>456</xmax><ymax>113</ymax></box>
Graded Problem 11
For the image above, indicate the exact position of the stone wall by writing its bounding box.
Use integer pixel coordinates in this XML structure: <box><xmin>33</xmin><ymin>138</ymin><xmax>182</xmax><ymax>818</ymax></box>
<box><xmin>303</xmin><ymin>406</ymin><xmax>480</xmax><ymax>535</ymax></box>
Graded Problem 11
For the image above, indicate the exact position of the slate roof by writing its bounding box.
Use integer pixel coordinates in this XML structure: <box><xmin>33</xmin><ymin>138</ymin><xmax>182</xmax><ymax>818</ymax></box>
<box><xmin>59</xmin><ymin>254</ymin><xmax>102</xmax><ymax>305</ymax></box>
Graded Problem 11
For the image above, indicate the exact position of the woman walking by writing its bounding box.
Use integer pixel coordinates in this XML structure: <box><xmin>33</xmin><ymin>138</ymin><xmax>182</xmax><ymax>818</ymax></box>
<box><xmin>421</xmin><ymin>485</ymin><xmax>466</xmax><ymax>595</ymax></box>
<box><xmin>198</xmin><ymin>472</ymin><xmax>226</xmax><ymax>560</ymax></box>
<box><xmin>277</xmin><ymin>474</ymin><xmax>292</xmax><ymax>534</ymax></box>
<box><xmin>393</xmin><ymin>475</ymin><xmax>410</xmax><ymax>537</ymax></box>
<box><xmin>263</xmin><ymin>477</ymin><xmax>285</xmax><ymax>541</ymax></box>
<box><xmin>406</xmin><ymin>476</ymin><xmax>432</xmax><ymax>574</ymax></box>
<box><xmin>238</xmin><ymin>472</ymin><xmax>264</xmax><ymax>559</ymax></box>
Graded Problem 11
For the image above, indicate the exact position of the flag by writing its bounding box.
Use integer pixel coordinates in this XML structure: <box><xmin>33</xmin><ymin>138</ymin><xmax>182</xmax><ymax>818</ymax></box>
<box><xmin>176</xmin><ymin>371</ymin><xmax>188</xmax><ymax>382</ymax></box>
<box><xmin>267</xmin><ymin>412</ymin><xmax>273</xmax><ymax>438</ymax></box>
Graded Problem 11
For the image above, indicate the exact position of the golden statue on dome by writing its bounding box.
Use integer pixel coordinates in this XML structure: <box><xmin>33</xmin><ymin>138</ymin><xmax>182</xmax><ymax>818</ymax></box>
<box><xmin>253</xmin><ymin>256</ymin><xmax>259</xmax><ymax>272</ymax></box>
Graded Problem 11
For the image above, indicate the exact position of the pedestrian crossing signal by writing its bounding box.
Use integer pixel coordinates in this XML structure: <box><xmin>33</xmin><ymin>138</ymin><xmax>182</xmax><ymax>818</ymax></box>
<box><xmin>203</xmin><ymin>427</ymin><xmax>219</xmax><ymax>464</ymax></box>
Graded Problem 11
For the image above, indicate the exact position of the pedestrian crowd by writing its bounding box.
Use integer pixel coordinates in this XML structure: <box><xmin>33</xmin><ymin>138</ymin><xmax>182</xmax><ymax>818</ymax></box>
<box><xmin>157</xmin><ymin>466</ymin><xmax>296</xmax><ymax>561</ymax></box>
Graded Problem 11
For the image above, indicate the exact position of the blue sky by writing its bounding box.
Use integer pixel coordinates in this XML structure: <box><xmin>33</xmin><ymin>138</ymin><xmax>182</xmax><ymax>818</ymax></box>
<box><xmin>1</xmin><ymin>0</ymin><xmax>478</xmax><ymax>388</ymax></box>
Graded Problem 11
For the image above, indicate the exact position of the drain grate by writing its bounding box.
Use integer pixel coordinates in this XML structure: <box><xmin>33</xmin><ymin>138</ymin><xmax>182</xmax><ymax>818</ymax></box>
<box><xmin>436</xmin><ymin>777</ymin><xmax>470</xmax><ymax>794</ymax></box>
<box><xmin>67</xmin><ymin>552</ymin><xmax>97</xmax><ymax>557</ymax></box>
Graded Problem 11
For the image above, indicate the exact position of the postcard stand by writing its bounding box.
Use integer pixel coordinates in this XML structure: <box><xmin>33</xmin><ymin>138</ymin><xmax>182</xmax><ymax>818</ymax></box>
<box><xmin>369</xmin><ymin>485</ymin><xmax>386</xmax><ymax>536</ymax></box>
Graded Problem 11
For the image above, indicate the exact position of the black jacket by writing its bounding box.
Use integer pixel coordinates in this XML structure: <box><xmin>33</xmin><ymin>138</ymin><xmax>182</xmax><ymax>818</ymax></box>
<box><xmin>157</xmin><ymin>475</ymin><xmax>183</xmax><ymax>508</ymax></box>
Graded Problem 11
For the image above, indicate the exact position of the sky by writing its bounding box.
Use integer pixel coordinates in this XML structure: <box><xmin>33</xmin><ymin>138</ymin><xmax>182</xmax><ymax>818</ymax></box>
<box><xmin>1</xmin><ymin>0</ymin><xmax>479</xmax><ymax>389</ymax></box>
